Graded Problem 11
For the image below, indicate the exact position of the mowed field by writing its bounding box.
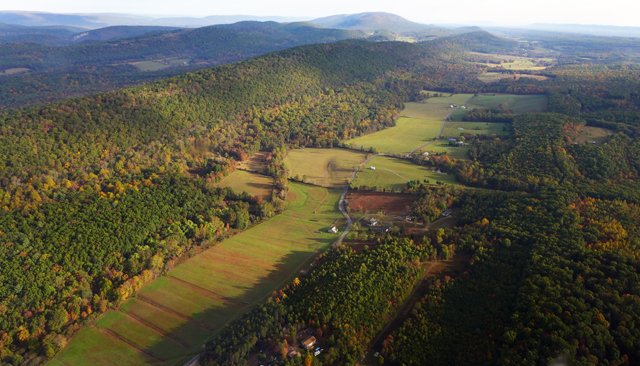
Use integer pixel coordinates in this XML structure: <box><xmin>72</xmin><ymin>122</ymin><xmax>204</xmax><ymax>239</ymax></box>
<box><xmin>441</xmin><ymin>122</ymin><xmax>509</xmax><ymax>138</ymax></box>
<box><xmin>574</xmin><ymin>126</ymin><xmax>612</xmax><ymax>144</ymax></box>
<box><xmin>469</xmin><ymin>52</ymin><xmax>552</xmax><ymax>70</ymax></box>
<box><xmin>53</xmin><ymin>183</ymin><xmax>343</xmax><ymax>366</ymax></box>
<box><xmin>284</xmin><ymin>148</ymin><xmax>367</xmax><ymax>187</ymax></box>
<box><xmin>347</xmin><ymin>99</ymin><xmax>472</xmax><ymax>154</ymax></box>
<box><xmin>478</xmin><ymin>72</ymin><xmax>549</xmax><ymax>83</ymax></box>
<box><xmin>214</xmin><ymin>170</ymin><xmax>273</xmax><ymax>199</ymax></box>
<box><xmin>352</xmin><ymin>156</ymin><xmax>461</xmax><ymax>190</ymax></box>
<box><xmin>451</xmin><ymin>93</ymin><xmax>547</xmax><ymax>121</ymax></box>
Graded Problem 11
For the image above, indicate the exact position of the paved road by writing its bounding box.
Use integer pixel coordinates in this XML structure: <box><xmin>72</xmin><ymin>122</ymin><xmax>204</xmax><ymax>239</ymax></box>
<box><xmin>408</xmin><ymin>96</ymin><xmax>475</xmax><ymax>155</ymax></box>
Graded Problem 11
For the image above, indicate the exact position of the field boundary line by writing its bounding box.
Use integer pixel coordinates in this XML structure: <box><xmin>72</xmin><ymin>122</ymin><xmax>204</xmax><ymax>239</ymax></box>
<box><xmin>117</xmin><ymin>309</ymin><xmax>191</xmax><ymax>348</ymax></box>
<box><xmin>168</xmin><ymin>272</ymin><xmax>249</xmax><ymax>301</ymax></box>
<box><xmin>136</xmin><ymin>295</ymin><xmax>214</xmax><ymax>331</ymax></box>
<box><xmin>95</xmin><ymin>326</ymin><xmax>166</xmax><ymax>363</ymax></box>
<box><xmin>52</xmin><ymin>357</ymin><xmax>73</xmax><ymax>366</ymax></box>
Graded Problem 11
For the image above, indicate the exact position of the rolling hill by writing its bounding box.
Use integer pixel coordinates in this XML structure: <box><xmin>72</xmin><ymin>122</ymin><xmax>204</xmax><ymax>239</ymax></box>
<box><xmin>311</xmin><ymin>12</ymin><xmax>432</xmax><ymax>33</ymax></box>
<box><xmin>0</xmin><ymin>21</ymin><xmax>364</xmax><ymax>109</ymax></box>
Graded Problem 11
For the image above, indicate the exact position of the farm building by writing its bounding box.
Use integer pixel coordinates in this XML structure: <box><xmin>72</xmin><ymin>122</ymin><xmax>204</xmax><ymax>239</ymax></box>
<box><xmin>448</xmin><ymin>138</ymin><xmax>457</xmax><ymax>142</ymax></box>
<box><xmin>302</xmin><ymin>336</ymin><xmax>317</xmax><ymax>350</ymax></box>
<box><xmin>461</xmin><ymin>106</ymin><xmax>466</xmax><ymax>109</ymax></box>
<box><xmin>368</xmin><ymin>217</ymin><xmax>379</xmax><ymax>227</ymax></box>
<box><xmin>370</xmin><ymin>166</ymin><xmax>376</xmax><ymax>170</ymax></box>
<box><xmin>449</xmin><ymin>105</ymin><xmax>454</xmax><ymax>108</ymax></box>
<box><xmin>442</xmin><ymin>209</ymin><xmax>452</xmax><ymax>217</ymax></box>
<box><xmin>422</xmin><ymin>152</ymin><xmax>429</xmax><ymax>156</ymax></box>
<box><xmin>288</xmin><ymin>350</ymin><xmax>300</xmax><ymax>358</ymax></box>
<box><xmin>328</xmin><ymin>226</ymin><xmax>338</xmax><ymax>234</ymax></box>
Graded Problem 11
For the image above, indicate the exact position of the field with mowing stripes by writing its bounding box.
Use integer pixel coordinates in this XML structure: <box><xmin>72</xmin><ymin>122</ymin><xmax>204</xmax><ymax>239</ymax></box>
<box><xmin>52</xmin><ymin>183</ymin><xmax>343</xmax><ymax>366</ymax></box>
<box><xmin>450</xmin><ymin>93</ymin><xmax>547</xmax><ymax>121</ymax></box>
<box><xmin>352</xmin><ymin>156</ymin><xmax>461</xmax><ymax>190</ymax></box>
<box><xmin>284</xmin><ymin>148</ymin><xmax>367</xmax><ymax>187</ymax></box>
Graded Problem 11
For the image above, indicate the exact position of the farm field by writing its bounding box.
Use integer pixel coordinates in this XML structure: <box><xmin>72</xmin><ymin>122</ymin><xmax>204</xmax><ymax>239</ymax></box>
<box><xmin>52</xmin><ymin>183</ymin><xmax>343</xmax><ymax>366</ymax></box>
<box><xmin>130</xmin><ymin>61</ymin><xmax>170</xmax><ymax>71</ymax></box>
<box><xmin>352</xmin><ymin>155</ymin><xmax>461</xmax><ymax>190</ymax></box>
<box><xmin>347</xmin><ymin>191</ymin><xmax>417</xmax><ymax>216</ymax></box>
<box><xmin>284</xmin><ymin>148</ymin><xmax>367</xmax><ymax>187</ymax></box>
<box><xmin>451</xmin><ymin>93</ymin><xmax>547</xmax><ymax>121</ymax></box>
<box><xmin>469</xmin><ymin>52</ymin><xmax>553</xmax><ymax>70</ymax></box>
<box><xmin>417</xmin><ymin>140</ymin><xmax>471</xmax><ymax>161</ymax></box>
<box><xmin>346</xmin><ymin>101</ymin><xmax>469</xmax><ymax>154</ymax></box>
<box><xmin>478</xmin><ymin>72</ymin><xmax>549</xmax><ymax>83</ymax></box>
<box><xmin>214</xmin><ymin>170</ymin><xmax>273</xmax><ymax>199</ymax></box>
<box><xmin>422</xmin><ymin>91</ymin><xmax>474</xmax><ymax>105</ymax></box>
<box><xmin>441</xmin><ymin>121</ymin><xmax>509</xmax><ymax>138</ymax></box>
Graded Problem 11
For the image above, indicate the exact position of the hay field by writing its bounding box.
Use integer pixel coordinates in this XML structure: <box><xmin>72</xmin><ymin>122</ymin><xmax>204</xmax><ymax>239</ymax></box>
<box><xmin>214</xmin><ymin>170</ymin><xmax>273</xmax><ymax>199</ymax></box>
<box><xmin>284</xmin><ymin>148</ymin><xmax>367</xmax><ymax>187</ymax></box>
<box><xmin>352</xmin><ymin>156</ymin><xmax>461</xmax><ymax>190</ymax></box>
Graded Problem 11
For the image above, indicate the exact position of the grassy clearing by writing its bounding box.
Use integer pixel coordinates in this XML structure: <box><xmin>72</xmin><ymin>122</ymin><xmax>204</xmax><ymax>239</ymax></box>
<box><xmin>130</xmin><ymin>61</ymin><xmax>170</xmax><ymax>71</ymax></box>
<box><xmin>401</xmin><ymin>101</ymin><xmax>454</xmax><ymax>120</ymax></box>
<box><xmin>422</xmin><ymin>91</ymin><xmax>474</xmax><ymax>105</ymax></box>
<box><xmin>284</xmin><ymin>148</ymin><xmax>367</xmax><ymax>187</ymax></box>
<box><xmin>478</xmin><ymin>72</ymin><xmax>549</xmax><ymax>83</ymax></box>
<box><xmin>469</xmin><ymin>94</ymin><xmax>547</xmax><ymax>113</ymax></box>
<box><xmin>96</xmin><ymin>311</ymin><xmax>188</xmax><ymax>361</ymax></box>
<box><xmin>214</xmin><ymin>170</ymin><xmax>273</xmax><ymax>199</ymax></box>
<box><xmin>56</xmin><ymin>327</ymin><xmax>157</xmax><ymax>366</ymax></box>
<box><xmin>469</xmin><ymin>52</ymin><xmax>552</xmax><ymax>70</ymax></box>
<box><xmin>1</xmin><ymin>67</ymin><xmax>30</xmax><ymax>75</ymax></box>
<box><xmin>418</xmin><ymin>140</ymin><xmax>471</xmax><ymax>161</ymax></box>
<box><xmin>352</xmin><ymin>156</ymin><xmax>461</xmax><ymax>190</ymax></box>
<box><xmin>441</xmin><ymin>122</ymin><xmax>509</xmax><ymax>138</ymax></box>
<box><xmin>347</xmin><ymin>117</ymin><xmax>443</xmax><ymax>154</ymax></box>
<box><xmin>574</xmin><ymin>126</ymin><xmax>612</xmax><ymax>144</ymax></box>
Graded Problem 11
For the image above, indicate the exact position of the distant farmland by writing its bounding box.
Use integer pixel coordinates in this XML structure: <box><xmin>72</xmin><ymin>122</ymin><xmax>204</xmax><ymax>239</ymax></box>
<box><xmin>53</xmin><ymin>183</ymin><xmax>343</xmax><ymax>366</ymax></box>
<box><xmin>284</xmin><ymin>148</ymin><xmax>367</xmax><ymax>187</ymax></box>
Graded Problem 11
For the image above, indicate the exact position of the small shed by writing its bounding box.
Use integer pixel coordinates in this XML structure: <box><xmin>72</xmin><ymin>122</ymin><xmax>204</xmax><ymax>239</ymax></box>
<box><xmin>302</xmin><ymin>336</ymin><xmax>317</xmax><ymax>350</ymax></box>
<box><xmin>449</xmin><ymin>138</ymin><xmax>457</xmax><ymax>142</ymax></box>
<box><xmin>370</xmin><ymin>166</ymin><xmax>376</xmax><ymax>170</ymax></box>
<box><xmin>328</xmin><ymin>226</ymin><xmax>338</xmax><ymax>234</ymax></box>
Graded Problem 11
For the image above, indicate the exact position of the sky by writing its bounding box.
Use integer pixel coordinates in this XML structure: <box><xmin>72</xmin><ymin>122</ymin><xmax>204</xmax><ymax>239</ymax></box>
<box><xmin>1</xmin><ymin>0</ymin><xmax>640</xmax><ymax>27</ymax></box>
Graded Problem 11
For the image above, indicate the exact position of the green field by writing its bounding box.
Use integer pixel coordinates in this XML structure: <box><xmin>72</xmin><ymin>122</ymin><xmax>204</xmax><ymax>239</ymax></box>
<box><xmin>469</xmin><ymin>52</ymin><xmax>552</xmax><ymax>70</ymax></box>
<box><xmin>441</xmin><ymin>122</ymin><xmax>509</xmax><ymax>138</ymax></box>
<box><xmin>451</xmin><ymin>94</ymin><xmax>547</xmax><ymax>121</ymax></box>
<box><xmin>422</xmin><ymin>141</ymin><xmax>471</xmax><ymax>161</ymax></box>
<box><xmin>574</xmin><ymin>126</ymin><xmax>612</xmax><ymax>144</ymax></box>
<box><xmin>284</xmin><ymin>148</ymin><xmax>367</xmax><ymax>187</ymax></box>
<box><xmin>53</xmin><ymin>183</ymin><xmax>343</xmax><ymax>366</ymax></box>
<box><xmin>346</xmin><ymin>101</ymin><xmax>469</xmax><ymax>154</ymax></box>
<box><xmin>352</xmin><ymin>156</ymin><xmax>461</xmax><ymax>190</ymax></box>
<box><xmin>131</xmin><ymin>61</ymin><xmax>170</xmax><ymax>71</ymax></box>
<box><xmin>56</xmin><ymin>327</ymin><xmax>157</xmax><ymax>366</ymax></box>
<box><xmin>215</xmin><ymin>169</ymin><xmax>273</xmax><ymax>199</ymax></box>
<box><xmin>478</xmin><ymin>72</ymin><xmax>549</xmax><ymax>83</ymax></box>
<box><xmin>422</xmin><ymin>91</ymin><xmax>474</xmax><ymax>105</ymax></box>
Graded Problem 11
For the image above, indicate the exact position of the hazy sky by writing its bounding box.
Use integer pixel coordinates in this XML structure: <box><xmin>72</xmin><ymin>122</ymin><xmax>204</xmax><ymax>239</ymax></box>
<box><xmin>2</xmin><ymin>0</ymin><xmax>640</xmax><ymax>26</ymax></box>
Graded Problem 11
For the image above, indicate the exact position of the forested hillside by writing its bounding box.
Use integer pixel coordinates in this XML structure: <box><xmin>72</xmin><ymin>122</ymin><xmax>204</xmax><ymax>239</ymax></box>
<box><xmin>0</xmin><ymin>21</ymin><xmax>363</xmax><ymax>109</ymax></box>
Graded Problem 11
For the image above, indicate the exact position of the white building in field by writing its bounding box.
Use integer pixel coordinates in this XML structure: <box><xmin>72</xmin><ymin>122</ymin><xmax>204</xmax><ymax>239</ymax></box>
<box><xmin>328</xmin><ymin>226</ymin><xmax>338</xmax><ymax>234</ymax></box>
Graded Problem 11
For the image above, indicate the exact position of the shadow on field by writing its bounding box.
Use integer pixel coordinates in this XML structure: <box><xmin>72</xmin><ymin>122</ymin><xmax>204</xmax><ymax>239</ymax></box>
<box><xmin>245</xmin><ymin>182</ymin><xmax>273</xmax><ymax>190</ymax></box>
<box><xmin>142</xmin><ymin>240</ymin><xmax>337</xmax><ymax>365</ymax></box>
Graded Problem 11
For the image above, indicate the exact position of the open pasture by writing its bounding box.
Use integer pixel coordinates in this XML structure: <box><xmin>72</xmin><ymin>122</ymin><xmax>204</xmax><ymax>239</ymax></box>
<box><xmin>53</xmin><ymin>183</ymin><xmax>343</xmax><ymax>366</ymax></box>
<box><xmin>284</xmin><ymin>148</ymin><xmax>367</xmax><ymax>187</ymax></box>
<box><xmin>130</xmin><ymin>61</ymin><xmax>170</xmax><ymax>71</ymax></box>
<box><xmin>478</xmin><ymin>72</ymin><xmax>549</xmax><ymax>83</ymax></box>
<box><xmin>422</xmin><ymin>91</ymin><xmax>474</xmax><ymax>105</ymax></box>
<box><xmin>214</xmin><ymin>170</ymin><xmax>273</xmax><ymax>199</ymax></box>
<box><xmin>574</xmin><ymin>126</ymin><xmax>612</xmax><ymax>144</ymax></box>
<box><xmin>418</xmin><ymin>140</ymin><xmax>471</xmax><ymax>161</ymax></box>
<box><xmin>469</xmin><ymin>52</ymin><xmax>552</xmax><ymax>70</ymax></box>
<box><xmin>347</xmin><ymin>117</ymin><xmax>443</xmax><ymax>154</ymax></box>
<box><xmin>442</xmin><ymin>121</ymin><xmax>509</xmax><ymax>138</ymax></box>
<box><xmin>466</xmin><ymin>94</ymin><xmax>547</xmax><ymax>114</ymax></box>
<box><xmin>352</xmin><ymin>156</ymin><xmax>461</xmax><ymax>190</ymax></box>
<box><xmin>55</xmin><ymin>327</ymin><xmax>158</xmax><ymax>366</ymax></box>
<box><xmin>401</xmin><ymin>101</ymin><xmax>455</xmax><ymax>120</ymax></box>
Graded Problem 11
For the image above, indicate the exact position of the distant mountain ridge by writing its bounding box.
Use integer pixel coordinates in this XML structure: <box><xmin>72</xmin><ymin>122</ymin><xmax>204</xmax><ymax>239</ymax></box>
<box><xmin>311</xmin><ymin>12</ymin><xmax>432</xmax><ymax>33</ymax></box>
<box><xmin>525</xmin><ymin>23</ymin><xmax>640</xmax><ymax>38</ymax></box>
